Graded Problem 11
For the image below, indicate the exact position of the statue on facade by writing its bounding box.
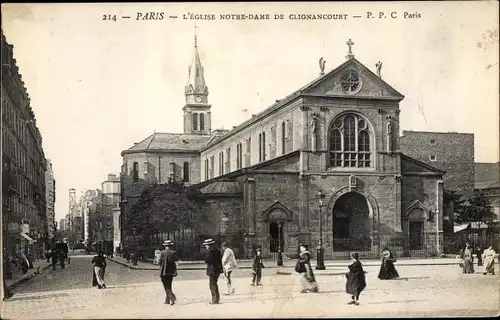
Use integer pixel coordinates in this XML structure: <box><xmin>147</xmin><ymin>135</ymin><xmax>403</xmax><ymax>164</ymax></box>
<box><xmin>376</xmin><ymin>61</ymin><xmax>382</xmax><ymax>78</ymax></box>
<box><xmin>311</xmin><ymin>113</ymin><xmax>319</xmax><ymax>151</ymax></box>
<box><xmin>386</xmin><ymin>116</ymin><xmax>393</xmax><ymax>152</ymax></box>
<box><xmin>311</xmin><ymin>113</ymin><xmax>319</xmax><ymax>134</ymax></box>
<box><xmin>319</xmin><ymin>57</ymin><xmax>326</xmax><ymax>75</ymax></box>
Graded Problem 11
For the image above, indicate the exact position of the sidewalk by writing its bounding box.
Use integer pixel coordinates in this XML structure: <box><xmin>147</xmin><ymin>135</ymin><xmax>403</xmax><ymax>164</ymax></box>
<box><xmin>106</xmin><ymin>254</ymin><xmax>498</xmax><ymax>271</ymax></box>
<box><xmin>3</xmin><ymin>259</ymin><xmax>52</xmax><ymax>289</ymax></box>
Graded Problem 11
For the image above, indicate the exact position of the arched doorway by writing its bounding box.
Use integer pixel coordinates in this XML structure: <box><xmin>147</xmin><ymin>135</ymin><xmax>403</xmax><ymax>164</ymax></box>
<box><xmin>269</xmin><ymin>221</ymin><xmax>284</xmax><ymax>253</ymax></box>
<box><xmin>332</xmin><ymin>192</ymin><xmax>371</xmax><ymax>251</ymax></box>
<box><xmin>407</xmin><ymin>208</ymin><xmax>425</xmax><ymax>250</ymax></box>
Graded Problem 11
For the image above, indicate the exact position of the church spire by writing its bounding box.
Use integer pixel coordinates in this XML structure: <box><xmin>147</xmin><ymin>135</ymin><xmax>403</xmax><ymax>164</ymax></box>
<box><xmin>184</xmin><ymin>24</ymin><xmax>208</xmax><ymax>103</ymax></box>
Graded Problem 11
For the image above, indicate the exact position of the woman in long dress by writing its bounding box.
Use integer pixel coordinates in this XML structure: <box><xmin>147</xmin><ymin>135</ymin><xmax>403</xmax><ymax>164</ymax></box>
<box><xmin>377</xmin><ymin>247</ymin><xmax>399</xmax><ymax>280</ymax></box>
<box><xmin>345</xmin><ymin>252</ymin><xmax>366</xmax><ymax>306</ymax></box>
<box><xmin>462</xmin><ymin>245</ymin><xmax>475</xmax><ymax>274</ymax></box>
<box><xmin>482</xmin><ymin>246</ymin><xmax>496</xmax><ymax>275</ymax></box>
<box><xmin>153</xmin><ymin>248</ymin><xmax>161</xmax><ymax>266</ymax></box>
<box><xmin>298</xmin><ymin>244</ymin><xmax>318</xmax><ymax>293</ymax></box>
<box><xmin>92</xmin><ymin>251</ymin><xmax>107</xmax><ymax>289</ymax></box>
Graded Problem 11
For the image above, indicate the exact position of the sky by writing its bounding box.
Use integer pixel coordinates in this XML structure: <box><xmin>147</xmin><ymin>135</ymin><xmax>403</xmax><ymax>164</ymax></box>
<box><xmin>2</xmin><ymin>2</ymin><xmax>499</xmax><ymax>221</ymax></box>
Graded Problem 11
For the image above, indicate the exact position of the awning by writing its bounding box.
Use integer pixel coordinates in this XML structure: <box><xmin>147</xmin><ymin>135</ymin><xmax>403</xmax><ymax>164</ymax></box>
<box><xmin>20</xmin><ymin>233</ymin><xmax>36</xmax><ymax>243</ymax></box>
<box><xmin>454</xmin><ymin>224</ymin><xmax>469</xmax><ymax>233</ymax></box>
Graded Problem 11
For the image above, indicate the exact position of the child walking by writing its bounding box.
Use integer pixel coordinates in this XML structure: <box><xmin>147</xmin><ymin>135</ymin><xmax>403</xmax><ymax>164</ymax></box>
<box><xmin>251</xmin><ymin>248</ymin><xmax>265</xmax><ymax>286</ymax></box>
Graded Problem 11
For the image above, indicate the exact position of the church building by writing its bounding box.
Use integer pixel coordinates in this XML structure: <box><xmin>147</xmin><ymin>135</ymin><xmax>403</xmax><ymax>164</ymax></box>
<box><xmin>121</xmin><ymin>36</ymin><xmax>448</xmax><ymax>259</ymax></box>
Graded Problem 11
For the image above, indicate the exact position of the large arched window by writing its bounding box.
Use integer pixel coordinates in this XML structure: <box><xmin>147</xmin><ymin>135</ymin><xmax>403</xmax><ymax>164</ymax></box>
<box><xmin>329</xmin><ymin>114</ymin><xmax>372</xmax><ymax>168</ymax></box>
<box><xmin>281</xmin><ymin>121</ymin><xmax>286</xmax><ymax>154</ymax></box>
<box><xmin>192</xmin><ymin>113</ymin><xmax>199</xmax><ymax>131</ymax></box>
<box><xmin>199</xmin><ymin>113</ymin><xmax>205</xmax><ymax>131</ymax></box>
<box><xmin>183</xmin><ymin>162</ymin><xmax>190</xmax><ymax>182</ymax></box>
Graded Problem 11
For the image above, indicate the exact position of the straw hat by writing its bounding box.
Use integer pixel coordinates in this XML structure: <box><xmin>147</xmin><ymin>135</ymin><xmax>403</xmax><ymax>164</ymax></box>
<box><xmin>203</xmin><ymin>238</ymin><xmax>215</xmax><ymax>246</ymax></box>
<box><xmin>163</xmin><ymin>240</ymin><xmax>174</xmax><ymax>247</ymax></box>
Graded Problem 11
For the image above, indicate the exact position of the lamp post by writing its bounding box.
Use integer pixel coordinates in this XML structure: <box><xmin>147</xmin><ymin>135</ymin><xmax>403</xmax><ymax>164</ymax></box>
<box><xmin>132</xmin><ymin>227</ymin><xmax>137</xmax><ymax>248</ymax></box>
<box><xmin>316</xmin><ymin>190</ymin><xmax>326</xmax><ymax>270</ymax></box>
<box><xmin>277</xmin><ymin>222</ymin><xmax>283</xmax><ymax>266</ymax></box>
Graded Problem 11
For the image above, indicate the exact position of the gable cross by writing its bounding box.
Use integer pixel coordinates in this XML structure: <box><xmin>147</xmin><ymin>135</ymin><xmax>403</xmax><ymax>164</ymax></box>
<box><xmin>194</xmin><ymin>23</ymin><xmax>199</xmax><ymax>47</ymax></box>
<box><xmin>346</xmin><ymin>38</ymin><xmax>355</xmax><ymax>60</ymax></box>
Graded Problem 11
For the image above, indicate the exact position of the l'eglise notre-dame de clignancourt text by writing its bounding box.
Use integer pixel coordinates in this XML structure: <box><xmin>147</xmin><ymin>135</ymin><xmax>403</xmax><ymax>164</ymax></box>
<box><xmin>119</xmin><ymin>36</ymin><xmax>459</xmax><ymax>260</ymax></box>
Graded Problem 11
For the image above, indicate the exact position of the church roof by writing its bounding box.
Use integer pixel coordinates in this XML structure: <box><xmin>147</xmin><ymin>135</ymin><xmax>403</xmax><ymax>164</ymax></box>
<box><xmin>122</xmin><ymin>132</ymin><xmax>211</xmax><ymax>155</ymax></box>
<box><xmin>401</xmin><ymin>154</ymin><xmax>446</xmax><ymax>175</ymax></box>
<box><xmin>475</xmin><ymin>162</ymin><xmax>500</xmax><ymax>183</ymax></box>
<box><xmin>200</xmin><ymin>56</ymin><xmax>404</xmax><ymax>151</ymax></box>
<box><xmin>200</xmin><ymin>179</ymin><xmax>241</xmax><ymax>195</ymax></box>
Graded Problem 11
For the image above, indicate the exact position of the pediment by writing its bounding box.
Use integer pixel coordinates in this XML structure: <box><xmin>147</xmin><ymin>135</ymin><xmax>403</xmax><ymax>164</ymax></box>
<box><xmin>302</xmin><ymin>58</ymin><xmax>404</xmax><ymax>101</ymax></box>
<box><xmin>263</xmin><ymin>200</ymin><xmax>293</xmax><ymax>221</ymax></box>
<box><xmin>405</xmin><ymin>200</ymin><xmax>434</xmax><ymax>221</ymax></box>
<box><xmin>401</xmin><ymin>154</ymin><xmax>445</xmax><ymax>175</ymax></box>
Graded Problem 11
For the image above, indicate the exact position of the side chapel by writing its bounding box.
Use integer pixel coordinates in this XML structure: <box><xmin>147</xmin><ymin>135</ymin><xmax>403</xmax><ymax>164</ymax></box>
<box><xmin>121</xmin><ymin>36</ymin><xmax>446</xmax><ymax>259</ymax></box>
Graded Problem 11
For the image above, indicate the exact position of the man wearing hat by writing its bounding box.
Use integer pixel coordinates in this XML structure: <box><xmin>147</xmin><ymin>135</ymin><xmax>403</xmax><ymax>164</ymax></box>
<box><xmin>159</xmin><ymin>240</ymin><xmax>178</xmax><ymax>305</ymax></box>
<box><xmin>203</xmin><ymin>239</ymin><xmax>223</xmax><ymax>304</ymax></box>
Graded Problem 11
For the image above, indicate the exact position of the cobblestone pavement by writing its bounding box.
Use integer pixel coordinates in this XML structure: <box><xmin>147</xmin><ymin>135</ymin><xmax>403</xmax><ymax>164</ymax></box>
<box><xmin>2</xmin><ymin>256</ymin><xmax>498</xmax><ymax>319</ymax></box>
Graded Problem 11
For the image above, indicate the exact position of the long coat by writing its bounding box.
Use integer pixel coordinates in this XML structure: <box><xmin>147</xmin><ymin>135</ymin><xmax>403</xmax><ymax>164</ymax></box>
<box><xmin>345</xmin><ymin>260</ymin><xmax>366</xmax><ymax>296</ymax></box>
<box><xmin>205</xmin><ymin>247</ymin><xmax>223</xmax><ymax>276</ymax></box>
<box><xmin>159</xmin><ymin>249</ymin><xmax>178</xmax><ymax>277</ymax></box>
<box><xmin>222</xmin><ymin>248</ymin><xmax>238</xmax><ymax>272</ymax></box>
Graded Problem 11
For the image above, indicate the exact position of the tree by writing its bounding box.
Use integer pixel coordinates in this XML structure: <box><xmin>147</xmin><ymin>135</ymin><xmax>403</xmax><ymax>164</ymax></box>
<box><xmin>124</xmin><ymin>181</ymin><xmax>208</xmax><ymax>240</ymax></box>
<box><xmin>454</xmin><ymin>195</ymin><xmax>497</xmax><ymax>227</ymax></box>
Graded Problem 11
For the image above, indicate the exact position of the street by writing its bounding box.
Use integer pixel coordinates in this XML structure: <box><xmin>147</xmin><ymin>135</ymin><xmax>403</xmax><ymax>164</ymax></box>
<box><xmin>1</xmin><ymin>254</ymin><xmax>499</xmax><ymax>319</ymax></box>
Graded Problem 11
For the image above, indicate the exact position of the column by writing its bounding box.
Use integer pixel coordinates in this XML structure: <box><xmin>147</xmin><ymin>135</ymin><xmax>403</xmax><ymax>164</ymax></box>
<box><xmin>207</xmin><ymin>111</ymin><xmax>212</xmax><ymax>133</ymax></box>
<box><xmin>246</xmin><ymin>177</ymin><xmax>256</xmax><ymax>234</ymax></box>
<box><xmin>436</xmin><ymin>180</ymin><xmax>444</xmax><ymax>255</ymax></box>
<box><xmin>377</xmin><ymin>109</ymin><xmax>386</xmax><ymax>172</ymax></box>
<box><xmin>299</xmin><ymin>174</ymin><xmax>310</xmax><ymax>241</ymax></box>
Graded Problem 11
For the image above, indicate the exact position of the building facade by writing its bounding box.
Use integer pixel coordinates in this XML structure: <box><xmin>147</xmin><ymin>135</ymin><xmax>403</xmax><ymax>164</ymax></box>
<box><xmin>121</xmin><ymin>37</ymin><xmax>448</xmax><ymax>258</ymax></box>
<box><xmin>474</xmin><ymin>162</ymin><xmax>500</xmax><ymax>219</ymax></box>
<box><xmin>2</xmin><ymin>29</ymin><xmax>48</xmax><ymax>259</ymax></box>
<box><xmin>45</xmin><ymin>159</ymin><xmax>56</xmax><ymax>239</ymax></box>
<box><xmin>101</xmin><ymin>174</ymin><xmax>121</xmax><ymax>251</ymax></box>
<box><xmin>400</xmin><ymin>131</ymin><xmax>475</xmax><ymax>197</ymax></box>
<box><xmin>59</xmin><ymin>218</ymin><xmax>67</xmax><ymax>232</ymax></box>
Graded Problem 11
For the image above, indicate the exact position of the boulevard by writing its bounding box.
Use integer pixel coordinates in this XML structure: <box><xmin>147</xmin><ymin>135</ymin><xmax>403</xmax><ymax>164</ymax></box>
<box><xmin>1</xmin><ymin>253</ymin><xmax>499</xmax><ymax>319</ymax></box>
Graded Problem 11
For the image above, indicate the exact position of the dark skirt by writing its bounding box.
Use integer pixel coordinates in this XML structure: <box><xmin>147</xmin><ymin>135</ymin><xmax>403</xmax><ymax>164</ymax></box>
<box><xmin>378</xmin><ymin>261</ymin><xmax>399</xmax><ymax>280</ymax></box>
<box><xmin>463</xmin><ymin>258</ymin><xmax>474</xmax><ymax>274</ymax></box>
<box><xmin>345</xmin><ymin>271</ymin><xmax>366</xmax><ymax>296</ymax></box>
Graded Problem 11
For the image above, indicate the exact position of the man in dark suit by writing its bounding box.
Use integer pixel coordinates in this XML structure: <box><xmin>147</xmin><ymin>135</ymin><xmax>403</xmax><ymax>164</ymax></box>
<box><xmin>159</xmin><ymin>240</ymin><xmax>178</xmax><ymax>305</ymax></box>
<box><xmin>203</xmin><ymin>238</ymin><xmax>223</xmax><ymax>305</ymax></box>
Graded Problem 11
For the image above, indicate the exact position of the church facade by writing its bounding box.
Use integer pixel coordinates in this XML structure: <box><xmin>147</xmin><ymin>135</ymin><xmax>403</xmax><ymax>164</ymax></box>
<box><xmin>121</xmin><ymin>37</ymin><xmax>447</xmax><ymax>259</ymax></box>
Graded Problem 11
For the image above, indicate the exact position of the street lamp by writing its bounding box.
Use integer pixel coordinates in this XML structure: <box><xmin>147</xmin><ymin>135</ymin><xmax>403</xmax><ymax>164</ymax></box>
<box><xmin>315</xmin><ymin>190</ymin><xmax>326</xmax><ymax>270</ymax></box>
<box><xmin>132</xmin><ymin>227</ymin><xmax>137</xmax><ymax>247</ymax></box>
<box><xmin>277</xmin><ymin>222</ymin><xmax>283</xmax><ymax>266</ymax></box>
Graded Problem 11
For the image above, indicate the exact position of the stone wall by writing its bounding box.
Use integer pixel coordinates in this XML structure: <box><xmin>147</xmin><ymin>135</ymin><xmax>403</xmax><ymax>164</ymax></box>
<box><xmin>122</xmin><ymin>151</ymin><xmax>202</xmax><ymax>185</ymax></box>
<box><xmin>400</xmin><ymin>131</ymin><xmax>474</xmax><ymax>196</ymax></box>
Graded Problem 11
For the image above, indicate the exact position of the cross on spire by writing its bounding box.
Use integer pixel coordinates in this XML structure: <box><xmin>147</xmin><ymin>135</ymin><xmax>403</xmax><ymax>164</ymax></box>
<box><xmin>194</xmin><ymin>23</ymin><xmax>199</xmax><ymax>47</ymax></box>
<box><xmin>346</xmin><ymin>38</ymin><xmax>355</xmax><ymax>60</ymax></box>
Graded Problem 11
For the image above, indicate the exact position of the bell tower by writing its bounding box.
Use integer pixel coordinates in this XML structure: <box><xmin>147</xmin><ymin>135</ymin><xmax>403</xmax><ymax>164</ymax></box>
<box><xmin>183</xmin><ymin>27</ymin><xmax>211</xmax><ymax>135</ymax></box>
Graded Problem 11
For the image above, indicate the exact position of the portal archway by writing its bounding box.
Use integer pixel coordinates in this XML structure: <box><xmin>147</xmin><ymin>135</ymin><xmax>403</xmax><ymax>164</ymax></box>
<box><xmin>332</xmin><ymin>191</ymin><xmax>371</xmax><ymax>251</ymax></box>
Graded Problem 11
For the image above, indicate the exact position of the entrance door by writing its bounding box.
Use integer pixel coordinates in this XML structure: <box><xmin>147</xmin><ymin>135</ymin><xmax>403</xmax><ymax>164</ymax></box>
<box><xmin>269</xmin><ymin>221</ymin><xmax>284</xmax><ymax>253</ymax></box>
<box><xmin>409</xmin><ymin>221</ymin><xmax>424</xmax><ymax>250</ymax></box>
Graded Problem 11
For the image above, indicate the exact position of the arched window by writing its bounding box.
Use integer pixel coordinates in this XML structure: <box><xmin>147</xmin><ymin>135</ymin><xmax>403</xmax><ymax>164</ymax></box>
<box><xmin>132</xmin><ymin>162</ymin><xmax>139</xmax><ymax>182</ymax></box>
<box><xmin>281</xmin><ymin>121</ymin><xmax>286</xmax><ymax>154</ymax></box>
<box><xmin>329</xmin><ymin>114</ymin><xmax>372</xmax><ymax>168</ymax></box>
<box><xmin>199</xmin><ymin>113</ymin><xmax>205</xmax><ymax>131</ymax></box>
<box><xmin>183</xmin><ymin>162</ymin><xmax>190</xmax><ymax>182</ymax></box>
<box><xmin>258</xmin><ymin>133</ymin><xmax>262</xmax><ymax>162</ymax></box>
<box><xmin>262</xmin><ymin>132</ymin><xmax>266</xmax><ymax>161</ymax></box>
<box><xmin>192</xmin><ymin>113</ymin><xmax>198</xmax><ymax>131</ymax></box>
